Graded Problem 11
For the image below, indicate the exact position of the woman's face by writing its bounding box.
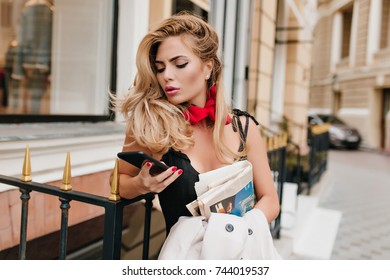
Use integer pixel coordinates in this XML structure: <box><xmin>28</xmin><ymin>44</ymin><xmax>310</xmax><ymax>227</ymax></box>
<box><xmin>155</xmin><ymin>36</ymin><xmax>212</xmax><ymax>107</ymax></box>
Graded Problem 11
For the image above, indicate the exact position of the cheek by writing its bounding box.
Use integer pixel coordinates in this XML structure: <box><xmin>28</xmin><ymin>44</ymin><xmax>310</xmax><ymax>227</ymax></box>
<box><xmin>156</xmin><ymin>75</ymin><xmax>164</xmax><ymax>87</ymax></box>
<box><xmin>184</xmin><ymin>66</ymin><xmax>205</xmax><ymax>84</ymax></box>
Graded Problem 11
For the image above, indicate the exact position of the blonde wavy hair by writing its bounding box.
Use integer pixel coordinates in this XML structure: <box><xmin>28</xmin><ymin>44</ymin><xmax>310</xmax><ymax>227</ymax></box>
<box><xmin>116</xmin><ymin>11</ymin><xmax>243</xmax><ymax>162</ymax></box>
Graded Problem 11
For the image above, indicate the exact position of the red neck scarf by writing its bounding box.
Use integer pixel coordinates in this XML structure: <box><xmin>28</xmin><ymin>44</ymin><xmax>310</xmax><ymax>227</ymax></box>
<box><xmin>183</xmin><ymin>85</ymin><xmax>231</xmax><ymax>125</ymax></box>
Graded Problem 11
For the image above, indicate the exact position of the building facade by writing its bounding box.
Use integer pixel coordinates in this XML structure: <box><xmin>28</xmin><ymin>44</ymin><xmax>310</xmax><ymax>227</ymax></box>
<box><xmin>0</xmin><ymin>0</ymin><xmax>314</xmax><ymax>254</ymax></box>
<box><xmin>310</xmin><ymin>0</ymin><xmax>390</xmax><ymax>151</ymax></box>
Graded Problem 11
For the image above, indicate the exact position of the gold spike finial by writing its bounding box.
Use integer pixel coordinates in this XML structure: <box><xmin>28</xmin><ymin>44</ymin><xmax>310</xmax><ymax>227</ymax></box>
<box><xmin>265</xmin><ymin>136</ymin><xmax>270</xmax><ymax>151</ymax></box>
<box><xmin>270</xmin><ymin>136</ymin><xmax>276</xmax><ymax>151</ymax></box>
<box><xmin>274</xmin><ymin>135</ymin><xmax>279</xmax><ymax>149</ymax></box>
<box><xmin>273</xmin><ymin>135</ymin><xmax>278</xmax><ymax>150</ymax></box>
<box><xmin>20</xmin><ymin>145</ymin><xmax>32</xmax><ymax>182</ymax></box>
<box><xmin>283</xmin><ymin>132</ymin><xmax>288</xmax><ymax>146</ymax></box>
<box><xmin>278</xmin><ymin>134</ymin><xmax>284</xmax><ymax>148</ymax></box>
<box><xmin>61</xmin><ymin>152</ymin><xmax>72</xmax><ymax>191</ymax></box>
<box><xmin>267</xmin><ymin>136</ymin><xmax>272</xmax><ymax>151</ymax></box>
<box><xmin>109</xmin><ymin>159</ymin><xmax>121</xmax><ymax>201</ymax></box>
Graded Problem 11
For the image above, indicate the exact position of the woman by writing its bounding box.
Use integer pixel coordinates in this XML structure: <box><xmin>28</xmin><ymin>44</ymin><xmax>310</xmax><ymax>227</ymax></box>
<box><xmin>114</xmin><ymin>12</ymin><xmax>280</xmax><ymax>235</ymax></box>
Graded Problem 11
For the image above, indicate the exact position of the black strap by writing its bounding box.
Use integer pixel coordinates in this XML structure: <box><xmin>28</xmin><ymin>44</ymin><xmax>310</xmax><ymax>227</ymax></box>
<box><xmin>232</xmin><ymin>109</ymin><xmax>259</xmax><ymax>125</ymax></box>
<box><xmin>232</xmin><ymin>109</ymin><xmax>259</xmax><ymax>152</ymax></box>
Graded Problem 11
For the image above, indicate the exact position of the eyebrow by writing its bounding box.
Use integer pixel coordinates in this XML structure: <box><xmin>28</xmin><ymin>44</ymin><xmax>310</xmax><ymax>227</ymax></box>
<box><xmin>155</xmin><ymin>55</ymin><xmax>188</xmax><ymax>64</ymax></box>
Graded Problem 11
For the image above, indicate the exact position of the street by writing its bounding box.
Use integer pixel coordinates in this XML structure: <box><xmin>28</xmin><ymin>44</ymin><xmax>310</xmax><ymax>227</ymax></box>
<box><xmin>319</xmin><ymin>149</ymin><xmax>390</xmax><ymax>260</ymax></box>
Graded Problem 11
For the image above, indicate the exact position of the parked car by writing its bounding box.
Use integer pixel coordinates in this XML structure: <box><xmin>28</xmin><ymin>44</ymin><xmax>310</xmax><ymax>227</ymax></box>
<box><xmin>308</xmin><ymin>114</ymin><xmax>362</xmax><ymax>149</ymax></box>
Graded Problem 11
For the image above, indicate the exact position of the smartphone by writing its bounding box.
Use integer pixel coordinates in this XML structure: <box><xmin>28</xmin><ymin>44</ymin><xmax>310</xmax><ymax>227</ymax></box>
<box><xmin>117</xmin><ymin>151</ymin><xmax>169</xmax><ymax>176</ymax></box>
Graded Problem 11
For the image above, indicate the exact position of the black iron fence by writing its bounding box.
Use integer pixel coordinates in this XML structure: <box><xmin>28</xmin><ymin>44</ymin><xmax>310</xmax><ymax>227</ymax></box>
<box><xmin>281</xmin><ymin>124</ymin><xmax>330</xmax><ymax>195</ymax></box>
<box><xmin>307</xmin><ymin>124</ymin><xmax>330</xmax><ymax>194</ymax></box>
<box><xmin>285</xmin><ymin>141</ymin><xmax>303</xmax><ymax>193</ymax></box>
<box><xmin>0</xmin><ymin>132</ymin><xmax>290</xmax><ymax>259</ymax></box>
<box><xmin>263</xmin><ymin>133</ymin><xmax>288</xmax><ymax>239</ymax></box>
<box><xmin>0</xmin><ymin>147</ymin><xmax>154</xmax><ymax>260</ymax></box>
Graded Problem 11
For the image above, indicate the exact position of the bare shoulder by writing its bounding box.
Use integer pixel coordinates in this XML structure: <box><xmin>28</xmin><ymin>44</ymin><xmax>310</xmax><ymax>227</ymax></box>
<box><xmin>246</xmin><ymin>118</ymin><xmax>265</xmax><ymax>149</ymax></box>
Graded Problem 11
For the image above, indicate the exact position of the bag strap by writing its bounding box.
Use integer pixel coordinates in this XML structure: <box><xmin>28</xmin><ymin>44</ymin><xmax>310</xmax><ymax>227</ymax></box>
<box><xmin>232</xmin><ymin>109</ymin><xmax>259</xmax><ymax>152</ymax></box>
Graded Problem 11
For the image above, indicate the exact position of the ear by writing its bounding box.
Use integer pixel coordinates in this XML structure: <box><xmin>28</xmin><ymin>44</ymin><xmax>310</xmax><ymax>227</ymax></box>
<box><xmin>203</xmin><ymin>59</ymin><xmax>213</xmax><ymax>79</ymax></box>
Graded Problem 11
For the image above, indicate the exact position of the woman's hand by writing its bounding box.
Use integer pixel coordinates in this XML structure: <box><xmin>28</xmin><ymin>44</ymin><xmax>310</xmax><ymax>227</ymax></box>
<box><xmin>115</xmin><ymin>159</ymin><xmax>183</xmax><ymax>199</ymax></box>
<box><xmin>114</xmin><ymin>138</ymin><xmax>183</xmax><ymax>199</ymax></box>
<box><xmin>135</xmin><ymin>161</ymin><xmax>183</xmax><ymax>194</ymax></box>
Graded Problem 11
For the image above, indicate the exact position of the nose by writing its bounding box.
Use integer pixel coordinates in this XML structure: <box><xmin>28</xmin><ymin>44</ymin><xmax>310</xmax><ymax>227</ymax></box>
<box><xmin>163</xmin><ymin>65</ymin><xmax>174</xmax><ymax>81</ymax></box>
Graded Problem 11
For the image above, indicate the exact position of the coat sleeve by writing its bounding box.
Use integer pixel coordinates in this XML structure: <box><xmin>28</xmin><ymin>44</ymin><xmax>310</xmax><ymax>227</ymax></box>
<box><xmin>243</xmin><ymin>208</ymin><xmax>282</xmax><ymax>259</ymax></box>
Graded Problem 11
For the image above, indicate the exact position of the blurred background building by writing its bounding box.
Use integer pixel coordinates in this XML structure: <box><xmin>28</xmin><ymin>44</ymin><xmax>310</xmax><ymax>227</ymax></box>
<box><xmin>0</xmin><ymin>0</ymin><xmax>322</xmax><ymax>257</ymax></box>
<box><xmin>1</xmin><ymin>0</ymin><xmax>387</xmax><ymax>258</ymax></box>
<box><xmin>310</xmin><ymin>0</ymin><xmax>390</xmax><ymax>151</ymax></box>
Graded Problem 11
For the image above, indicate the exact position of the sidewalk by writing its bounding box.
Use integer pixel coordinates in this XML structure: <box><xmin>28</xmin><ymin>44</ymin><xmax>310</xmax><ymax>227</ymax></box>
<box><xmin>273</xmin><ymin>170</ymin><xmax>342</xmax><ymax>259</ymax></box>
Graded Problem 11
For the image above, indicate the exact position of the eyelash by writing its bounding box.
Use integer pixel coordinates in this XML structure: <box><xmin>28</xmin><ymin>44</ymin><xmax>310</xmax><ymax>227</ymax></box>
<box><xmin>177</xmin><ymin>62</ymin><xmax>188</xmax><ymax>68</ymax></box>
<box><xmin>156</xmin><ymin>62</ymin><xmax>188</xmax><ymax>73</ymax></box>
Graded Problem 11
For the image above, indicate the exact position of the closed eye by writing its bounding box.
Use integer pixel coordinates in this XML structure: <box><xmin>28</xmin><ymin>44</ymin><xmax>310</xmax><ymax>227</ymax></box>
<box><xmin>156</xmin><ymin>61</ymin><xmax>188</xmax><ymax>73</ymax></box>
<box><xmin>177</xmin><ymin>62</ymin><xmax>188</xmax><ymax>69</ymax></box>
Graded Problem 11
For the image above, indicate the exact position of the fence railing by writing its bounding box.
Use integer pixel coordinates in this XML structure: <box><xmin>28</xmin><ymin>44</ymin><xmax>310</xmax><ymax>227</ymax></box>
<box><xmin>263</xmin><ymin>133</ymin><xmax>288</xmax><ymax>239</ymax></box>
<box><xmin>0</xmin><ymin>131</ymin><xmax>290</xmax><ymax>259</ymax></box>
<box><xmin>307</xmin><ymin>124</ymin><xmax>330</xmax><ymax>194</ymax></box>
<box><xmin>285</xmin><ymin>140</ymin><xmax>303</xmax><ymax>193</ymax></box>
<box><xmin>0</xmin><ymin>146</ymin><xmax>154</xmax><ymax>260</ymax></box>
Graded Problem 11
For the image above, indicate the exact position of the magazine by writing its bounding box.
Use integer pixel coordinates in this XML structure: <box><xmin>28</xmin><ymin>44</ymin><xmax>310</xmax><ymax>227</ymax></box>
<box><xmin>186</xmin><ymin>160</ymin><xmax>255</xmax><ymax>219</ymax></box>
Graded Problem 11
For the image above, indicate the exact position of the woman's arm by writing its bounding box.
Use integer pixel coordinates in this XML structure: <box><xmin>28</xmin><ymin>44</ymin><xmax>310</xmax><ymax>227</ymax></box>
<box><xmin>244</xmin><ymin>118</ymin><xmax>280</xmax><ymax>223</ymax></box>
<box><xmin>110</xmin><ymin>135</ymin><xmax>182</xmax><ymax>199</ymax></box>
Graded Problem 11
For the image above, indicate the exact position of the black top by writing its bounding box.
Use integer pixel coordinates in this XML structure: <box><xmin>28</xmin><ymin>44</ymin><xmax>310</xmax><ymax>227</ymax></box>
<box><xmin>159</xmin><ymin>149</ymin><xmax>199</xmax><ymax>233</ymax></box>
<box><xmin>158</xmin><ymin>109</ymin><xmax>258</xmax><ymax>234</ymax></box>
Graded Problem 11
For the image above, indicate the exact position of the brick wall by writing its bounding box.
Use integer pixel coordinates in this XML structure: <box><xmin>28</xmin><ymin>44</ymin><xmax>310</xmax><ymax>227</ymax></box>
<box><xmin>339</xmin><ymin>77</ymin><xmax>375</xmax><ymax>108</ymax></box>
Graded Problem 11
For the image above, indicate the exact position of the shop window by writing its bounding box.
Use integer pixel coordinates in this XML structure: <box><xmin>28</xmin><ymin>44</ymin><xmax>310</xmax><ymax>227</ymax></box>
<box><xmin>0</xmin><ymin>0</ymin><xmax>116</xmax><ymax>122</ymax></box>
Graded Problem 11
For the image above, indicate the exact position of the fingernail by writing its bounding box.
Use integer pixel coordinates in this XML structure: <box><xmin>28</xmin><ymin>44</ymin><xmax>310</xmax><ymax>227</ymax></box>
<box><xmin>146</xmin><ymin>162</ymin><xmax>152</xmax><ymax>167</ymax></box>
<box><xmin>177</xmin><ymin>169</ymin><xmax>183</xmax><ymax>175</ymax></box>
<box><xmin>171</xmin><ymin>166</ymin><xmax>178</xmax><ymax>172</ymax></box>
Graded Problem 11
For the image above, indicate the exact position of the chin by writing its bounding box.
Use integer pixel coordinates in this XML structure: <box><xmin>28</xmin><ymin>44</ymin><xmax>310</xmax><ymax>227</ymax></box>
<box><xmin>166</xmin><ymin>95</ymin><xmax>184</xmax><ymax>106</ymax></box>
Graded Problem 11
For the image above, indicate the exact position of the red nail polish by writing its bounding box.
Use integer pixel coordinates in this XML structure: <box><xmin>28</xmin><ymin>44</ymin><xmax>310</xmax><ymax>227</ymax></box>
<box><xmin>146</xmin><ymin>162</ymin><xmax>152</xmax><ymax>167</ymax></box>
<box><xmin>177</xmin><ymin>169</ymin><xmax>183</xmax><ymax>175</ymax></box>
<box><xmin>171</xmin><ymin>166</ymin><xmax>178</xmax><ymax>172</ymax></box>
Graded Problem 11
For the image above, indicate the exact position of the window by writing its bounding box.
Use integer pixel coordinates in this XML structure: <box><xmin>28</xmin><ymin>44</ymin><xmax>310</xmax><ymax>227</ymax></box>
<box><xmin>172</xmin><ymin>0</ymin><xmax>208</xmax><ymax>18</ymax></box>
<box><xmin>331</xmin><ymin>3</ymin><xmax>355</xmax><ymax>70</ymax></box>
<box><xmin>0</xmin><ymin>1</ymin><xmax>12</xmax><ymax>28</ymax></box>
<box><xmin>381</xmin><ymin>89</ymin><xmax>390</xmax><ymax>149</ymax></box>
<box><xmin>380</xmin><ymin>0</ymin><xmax>390</xmax><ymax>49</ymax></box>
<box><xmin>341</xmin><ymin>5</ymin><xmax>353</xmax><ymax>59</ymax></box>
<box><xmin>0</xmin><ymin>0</ymin><xmax>116</xmax><ymax>122</ymax></box>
